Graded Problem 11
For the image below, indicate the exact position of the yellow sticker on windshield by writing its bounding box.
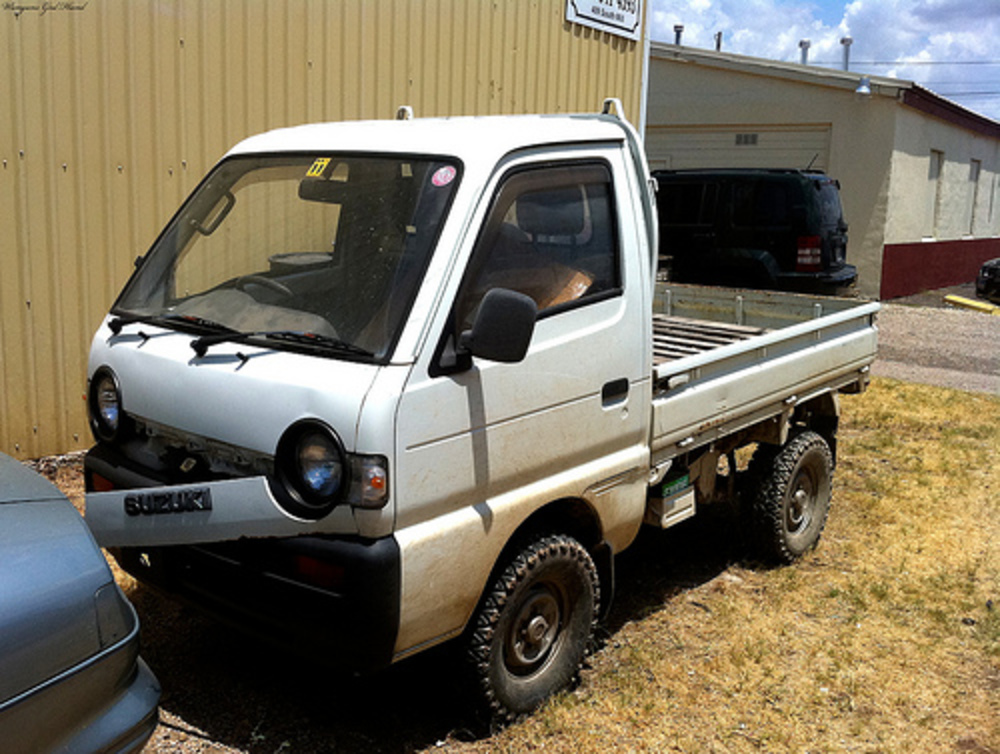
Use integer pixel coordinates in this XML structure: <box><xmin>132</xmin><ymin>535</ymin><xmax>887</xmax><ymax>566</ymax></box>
<box><xmin>306</xmin><ymin>158</ymin><xmax>331</xmax><ymax>178</ymax></box>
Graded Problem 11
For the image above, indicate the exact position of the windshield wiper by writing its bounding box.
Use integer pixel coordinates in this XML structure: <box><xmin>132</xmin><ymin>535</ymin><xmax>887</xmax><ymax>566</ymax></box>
<box><xmin>108</xmin><ymin>313</ymin><xmax>157</xmax><ymax>334</ymax></box>
<box><xmin>109</xmin><ymin>312</ymin><xmax>236</xmax><ymax>336</ymax></box>
<box><xmin>191</xmin><ymin>330</ymin><xmax>373</xmax><ymax>359</ymax></box>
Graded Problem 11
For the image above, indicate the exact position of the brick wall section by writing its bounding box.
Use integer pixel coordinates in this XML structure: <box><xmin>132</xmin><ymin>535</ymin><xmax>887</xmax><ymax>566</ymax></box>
<box><xmin>880</xmin><ymin>238</ymin><xmax>1000</xmax><ymax>299</ymax></box>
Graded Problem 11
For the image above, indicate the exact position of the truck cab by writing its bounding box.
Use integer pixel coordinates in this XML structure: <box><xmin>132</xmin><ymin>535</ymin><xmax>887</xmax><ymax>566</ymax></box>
<box><xmin>85</xmin><ymin>105</ymin><xmax>656</xmax><ymax>708</ymax></box>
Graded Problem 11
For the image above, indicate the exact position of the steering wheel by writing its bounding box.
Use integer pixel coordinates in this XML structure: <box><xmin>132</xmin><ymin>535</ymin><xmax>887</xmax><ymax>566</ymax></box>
<box><xmin>235</xmin><ymin>275</ymin><xmax>292</xmax><ymax>297</ymax></box>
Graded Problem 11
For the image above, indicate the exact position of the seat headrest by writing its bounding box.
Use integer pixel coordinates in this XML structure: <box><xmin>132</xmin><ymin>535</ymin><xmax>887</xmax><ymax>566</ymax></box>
<box><xmin>516</xmin><ymin>187</ymin><xmax>585</xmax><ymax>237</ymax></box>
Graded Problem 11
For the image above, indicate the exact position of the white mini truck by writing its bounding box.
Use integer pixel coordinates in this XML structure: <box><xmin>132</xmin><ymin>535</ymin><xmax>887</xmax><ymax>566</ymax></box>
<box><xmin>85</xmin><ymin>102</ymin><xmax>878</xmax><ymax>720</ymax></box>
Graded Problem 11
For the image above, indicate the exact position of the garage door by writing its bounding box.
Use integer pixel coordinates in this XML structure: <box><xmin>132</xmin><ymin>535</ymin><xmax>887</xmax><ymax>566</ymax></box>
<box><xmin>645</xmin><ymin>124</ymin><xmax>831</xmax><ymax>172</ymax></box>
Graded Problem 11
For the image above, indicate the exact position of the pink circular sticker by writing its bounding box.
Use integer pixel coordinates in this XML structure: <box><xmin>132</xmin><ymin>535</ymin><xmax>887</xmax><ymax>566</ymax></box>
<box><xmin>432</xmin><ymin>166</ymin><xmax>457</xmax><ymax>187</ymax></box>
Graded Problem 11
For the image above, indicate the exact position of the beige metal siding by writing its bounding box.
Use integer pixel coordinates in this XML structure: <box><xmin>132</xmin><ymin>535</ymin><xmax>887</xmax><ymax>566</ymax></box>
<box><xmin>1</xmin><ymin>0</ymin><xmax>644</xmax><ymax>458</ymax></box>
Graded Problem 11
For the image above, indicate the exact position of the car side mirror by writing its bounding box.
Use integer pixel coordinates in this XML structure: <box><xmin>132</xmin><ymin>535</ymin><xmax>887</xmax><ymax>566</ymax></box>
<box><xmin>460</xmin><ymin>288</ymin><xmax>537</xmax><ymax>363</ymax></box>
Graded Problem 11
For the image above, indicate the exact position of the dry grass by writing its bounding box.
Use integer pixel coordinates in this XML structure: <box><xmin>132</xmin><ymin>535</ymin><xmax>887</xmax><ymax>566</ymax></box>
<box><xmin>37</xmin><ymin>378</ymin><xmax>999</xmax><ymax>753</ymax></box>
<box><xmin>441</xmin><ymin>379</ymin><xmax>1000</xmax><ymax>753</ymax></box>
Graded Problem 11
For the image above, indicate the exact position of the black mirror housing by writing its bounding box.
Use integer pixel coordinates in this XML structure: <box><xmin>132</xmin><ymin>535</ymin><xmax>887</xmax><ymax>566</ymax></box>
<box><xmin>461</xmin><ymin>288</ymin><xmax>537</xmax><ymax>363</ymax></box>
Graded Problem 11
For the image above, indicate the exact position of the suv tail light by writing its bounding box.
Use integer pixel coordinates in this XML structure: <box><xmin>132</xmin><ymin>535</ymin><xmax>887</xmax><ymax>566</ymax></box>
<box><xmin>796</xmin><ymin>235</ymin><xmax>822</xmax><ymax>272</ymax></box>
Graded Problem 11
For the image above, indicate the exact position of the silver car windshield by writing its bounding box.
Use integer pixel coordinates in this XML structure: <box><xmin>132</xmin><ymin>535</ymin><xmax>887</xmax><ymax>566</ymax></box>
<box><xmin>115</xmin><ymin>154</ymin><xmax>461</xmax><ymax>361</ymax></box>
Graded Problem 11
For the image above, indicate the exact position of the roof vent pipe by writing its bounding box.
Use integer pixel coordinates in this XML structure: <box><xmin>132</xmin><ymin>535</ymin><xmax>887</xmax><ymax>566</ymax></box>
<box><xmin>714</xmin><ymin>31</ymin><xmax>723</xmax><ymax>51</ymax></box>
<box><xmin>840</xmin><ymin>37</ymin><xmax>853</xmax><ymax>71</ymax></box>
<box><xmin>799</xmin><ymin>39</ymin><xmax>811</xmax><ymax>65</ymax></box>
<box><xmin>674</xmin><ymin>24</ymin><xmax>684</xmax><ymax>45</ymax></box>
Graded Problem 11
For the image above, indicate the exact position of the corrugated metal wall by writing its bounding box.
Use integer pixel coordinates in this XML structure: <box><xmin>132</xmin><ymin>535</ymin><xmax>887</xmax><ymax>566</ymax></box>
<box><xmin>1</xmin><ymin>0</ymin><xmax>644</xmax><ymax>459</ymax></box>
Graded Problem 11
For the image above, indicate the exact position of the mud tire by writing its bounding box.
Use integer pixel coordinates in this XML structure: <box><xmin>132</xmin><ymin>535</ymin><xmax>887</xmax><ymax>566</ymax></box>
<box><xmin>745</xmin><ymin>430</ymin><xmax>833</xmax><ymax>564</ymax></box>
<box><xmin>465</xmin><ymin>533</ymin><xmax>599</xmax><ymax>724</ymax></box>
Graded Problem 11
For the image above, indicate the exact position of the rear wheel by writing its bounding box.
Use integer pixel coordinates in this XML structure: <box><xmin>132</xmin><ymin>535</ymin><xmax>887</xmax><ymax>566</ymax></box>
<box><xmin>745</xmin><ymin>431</ymin><xmax>833</xmax><ymax>564</ymax></box>
<box><xmin>465</xmin><ymin>533</ymin><xmax>599</xmax><ymax>723</ymax></box>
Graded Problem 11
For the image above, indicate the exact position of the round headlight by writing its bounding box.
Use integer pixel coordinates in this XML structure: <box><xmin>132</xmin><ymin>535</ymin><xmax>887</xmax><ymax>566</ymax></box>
<box><xmin>296</xmin><ymin>431</ymin><xmax>344</xmax><ymax>500</ymax></box>
<box><xmin>274</xmin><ymin>421</ymin><xmax>348</xmax><ymax>519</ymax></box>
<box><xmin>89</xmin><ymin>368</ymin><xmax>122</xmax><ymax>441</ymax></box>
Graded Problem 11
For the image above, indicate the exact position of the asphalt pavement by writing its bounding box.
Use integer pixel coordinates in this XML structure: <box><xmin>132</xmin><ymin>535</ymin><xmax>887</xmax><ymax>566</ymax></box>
<box><xmin>871</xmin><ymin>283</ymin><xmax>999</xmax><ymax>395</ymax></box>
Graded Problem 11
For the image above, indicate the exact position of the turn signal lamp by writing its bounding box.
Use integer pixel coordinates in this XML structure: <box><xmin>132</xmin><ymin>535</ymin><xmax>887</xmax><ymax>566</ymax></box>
<box><xmin>354</xmin><ymin>456</ymin><xmax>389</xmax><ymax>509</ymax></box>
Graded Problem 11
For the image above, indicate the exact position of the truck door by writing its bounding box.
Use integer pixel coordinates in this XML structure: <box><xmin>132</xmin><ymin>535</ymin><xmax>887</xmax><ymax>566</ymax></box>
<box><xmin>392</xmin><ymin>151</ymin><xmax>652</xmax><ymax>649</ymax></box>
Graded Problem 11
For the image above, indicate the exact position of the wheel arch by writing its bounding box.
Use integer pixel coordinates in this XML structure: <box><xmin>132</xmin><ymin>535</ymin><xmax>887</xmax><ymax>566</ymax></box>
<box><xmin>469</xmin><ymin>496</ymin><xmax>613</xmax><ymax>629</ymax></box>
<box><xmin>793</xmin><ymin>392</ymin><xmax>840</xmax><ymax>464</ymax></box>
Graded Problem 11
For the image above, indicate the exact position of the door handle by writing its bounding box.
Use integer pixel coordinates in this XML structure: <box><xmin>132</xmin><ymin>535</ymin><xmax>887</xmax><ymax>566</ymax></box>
<box><xmin>601</xmin><ymin>378</ymin><xmax>630</xmax><ymax>406</ymax></box>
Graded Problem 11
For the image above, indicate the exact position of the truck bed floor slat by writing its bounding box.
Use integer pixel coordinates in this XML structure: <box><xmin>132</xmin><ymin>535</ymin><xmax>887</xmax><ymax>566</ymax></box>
<box><xmin>652</xmin><ymin>314</ymin><xmax>767</xmax><ymax>364</ymax></box>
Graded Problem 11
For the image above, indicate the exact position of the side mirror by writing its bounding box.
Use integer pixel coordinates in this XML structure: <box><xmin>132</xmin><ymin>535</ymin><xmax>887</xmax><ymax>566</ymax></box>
<box><xmin>460</xmin><ymin>288</ymin><xmax>537</xmax><ymax>363</ymax></box>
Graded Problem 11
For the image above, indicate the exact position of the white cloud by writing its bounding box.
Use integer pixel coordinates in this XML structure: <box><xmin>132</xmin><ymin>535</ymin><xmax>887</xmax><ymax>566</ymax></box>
<box><xmin>648</xmin><ymin>0</ymin><xmax>1000</xmax><ymax>120</ymax></box>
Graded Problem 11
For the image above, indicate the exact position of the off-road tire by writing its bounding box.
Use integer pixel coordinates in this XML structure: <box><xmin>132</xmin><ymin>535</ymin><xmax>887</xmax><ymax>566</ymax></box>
<box><xmin>465</xmin><ymin>533</ymin><xmax>599</xmax><ymax>725</ymax></box>
<box><xmin>745</xmin><ymin>430</ymin><xmax>833</xmax><ymax>564</ymax></box>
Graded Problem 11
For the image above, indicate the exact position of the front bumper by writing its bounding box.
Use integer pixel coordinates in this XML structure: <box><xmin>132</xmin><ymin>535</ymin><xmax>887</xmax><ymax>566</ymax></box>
<box><xmin>112</xmin><ymin>535</ymin><xmax>401</xmax><ymax>671</ymax></box>
<box><xmin>777</xmin><ymin>263</ymin><xmax>858</xmax><ymax>291</ymax></box>
<box><xmin>85</xmin><ymin>446</ymin><xmax>401</xmax><ymax>671</ymax></box>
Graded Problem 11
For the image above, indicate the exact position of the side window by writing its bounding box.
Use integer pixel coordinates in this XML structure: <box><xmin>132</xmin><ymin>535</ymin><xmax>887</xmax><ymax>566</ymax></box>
<box><xmin>658</xmin><ymin>181</ymin><xmax>717</xmax><ymax>226</ymax></box>
<box><xmin>455</xmin><ymin>162</ymin><xmax>620</xmax><ymax>329</ymax></box>
<box><xmin>733</xmin><ymin>181</ymin><xmax>790</xmax><ymax>227</ymax></box>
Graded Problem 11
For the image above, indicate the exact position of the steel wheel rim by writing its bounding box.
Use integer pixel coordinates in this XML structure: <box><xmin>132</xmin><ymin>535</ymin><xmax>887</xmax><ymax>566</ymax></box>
<box><xmin>506</xmin><ymin>585</ymin><xmax>564</xmax><ymax>674</ymax></box>
<box><xmin>787</xmin><ymin>467</ymin><xmax>816</xmax><ymax>534</ymax></box>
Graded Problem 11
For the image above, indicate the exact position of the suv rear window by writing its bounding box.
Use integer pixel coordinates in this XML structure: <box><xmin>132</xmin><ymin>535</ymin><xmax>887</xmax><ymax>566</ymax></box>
<box><xmin>816</xmin><ymin>181</ymin><xmax>844</xmax><ymax>225</ymax></box>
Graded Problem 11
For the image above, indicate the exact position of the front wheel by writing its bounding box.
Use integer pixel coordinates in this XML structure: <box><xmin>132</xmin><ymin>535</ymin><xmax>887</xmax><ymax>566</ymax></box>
<box><xmin>465</xmin><ymin>533</ymin><xmax>599</xmax><ymax>724</ymax></box>
<box><xmin>745</xmin><ymin>430</ymin><xmax>833</xmax><ymax>564</ymax></box>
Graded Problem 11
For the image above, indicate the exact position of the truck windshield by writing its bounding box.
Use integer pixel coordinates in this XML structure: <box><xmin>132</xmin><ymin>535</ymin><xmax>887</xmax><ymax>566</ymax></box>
<box><xmin>114</xmin><ymin>154</ymin><xmax>460</xmax><ymax>361</ymax></box>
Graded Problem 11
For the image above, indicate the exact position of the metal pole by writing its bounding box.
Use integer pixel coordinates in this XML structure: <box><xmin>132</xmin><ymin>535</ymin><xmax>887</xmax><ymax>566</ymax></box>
<box><xmin>840</xmin><ymin>37</ymin><xmax>853</xmax><ymax>71</ymax></box>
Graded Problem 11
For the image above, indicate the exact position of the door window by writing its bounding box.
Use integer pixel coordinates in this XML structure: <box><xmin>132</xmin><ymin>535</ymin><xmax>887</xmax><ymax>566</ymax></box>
<box><xmin>454</xmin><ymin>162</ymin><xmax>620</xmax><ymax>330</ymax></box>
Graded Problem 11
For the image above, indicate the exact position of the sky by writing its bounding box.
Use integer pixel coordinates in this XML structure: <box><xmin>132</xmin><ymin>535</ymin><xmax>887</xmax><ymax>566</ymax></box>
<box><xmin>647</xmin><ymin>0</ymin><xmax>1000</xmax><ymax>121</ymax></box>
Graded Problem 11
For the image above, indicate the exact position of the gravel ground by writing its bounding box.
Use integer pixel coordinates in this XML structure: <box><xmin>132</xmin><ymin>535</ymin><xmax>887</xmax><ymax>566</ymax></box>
<box><xmin>872</xmin><ymin>283</ymin><xmax>999</xmax><ymax>395</ymax></box>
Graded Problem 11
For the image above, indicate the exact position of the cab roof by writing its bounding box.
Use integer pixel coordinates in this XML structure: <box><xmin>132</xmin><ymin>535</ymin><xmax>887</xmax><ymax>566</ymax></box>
<box><xmin>226</xmin><ymin>112</ymin><xmax>629</xmax><ymax>165</ymax></box>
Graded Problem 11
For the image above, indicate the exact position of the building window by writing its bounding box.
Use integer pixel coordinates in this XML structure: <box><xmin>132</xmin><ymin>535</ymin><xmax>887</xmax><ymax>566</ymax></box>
<box><xmin>927</xmin><ymin>149</ymin><xmax>944</xmax><ymax>238</ymax></box>
<box><xmin>735</xmin><ymin>133</ymin><xmax>758</xmax><ymax>146</ymax></box>
<box><xmin>968</xmin><ymin>159</ymin><xmax>982</xmax><ymax>235</ymax></box>
<box><xmin>992</xmin><ymin>175</ymin><xmax>999</xmax><ymax>230</ymax></box>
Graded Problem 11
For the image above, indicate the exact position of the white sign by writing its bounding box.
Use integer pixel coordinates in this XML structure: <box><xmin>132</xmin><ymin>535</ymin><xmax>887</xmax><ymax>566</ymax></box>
<box><xmin>566</xmin><ymin>0</ymin><xmax>643</xmax><ymax>42</ymax></box>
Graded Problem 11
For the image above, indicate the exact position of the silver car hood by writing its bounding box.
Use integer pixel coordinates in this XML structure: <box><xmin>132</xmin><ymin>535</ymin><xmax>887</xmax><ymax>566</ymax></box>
<box><xmin>0</xmin><ymin>455</ymin><xmax>131</xmax><ymax>705</ymax></box>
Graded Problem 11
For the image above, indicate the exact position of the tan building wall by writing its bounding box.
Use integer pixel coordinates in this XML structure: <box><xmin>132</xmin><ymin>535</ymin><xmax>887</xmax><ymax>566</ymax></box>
<box><xmin>887</xmin><ymin>107</ymin><xmax>1000</xmax><ymax>242</ymax></box>
<box><xmin>1</xmin><ymin>0</ymin><xmax>645</xmax><ymax>459</ymax></box>
<box><xmin>645</xmin><ymin>44</ymin><xmax>1000</xmax><ymax>301</ymax></box>
<box><xmin>877</xmin><ymin>102</ymin><xmax>1000</xmax><ymax>298</ymax></box>
<box><xmin>645</xmin><ymin>48</ymin><xmax>899</xmax><ymax>298</ymax></box>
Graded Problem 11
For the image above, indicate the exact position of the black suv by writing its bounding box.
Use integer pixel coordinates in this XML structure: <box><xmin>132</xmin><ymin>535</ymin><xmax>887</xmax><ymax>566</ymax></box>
<box><xmin>652</xmin><ymin>169</ymin><xmax>857</xmax><ymax>293</ymax></box>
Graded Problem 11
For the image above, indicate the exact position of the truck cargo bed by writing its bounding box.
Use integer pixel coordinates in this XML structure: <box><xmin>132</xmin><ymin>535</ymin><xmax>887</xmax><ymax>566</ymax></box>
<box><xmin>649</xmin><ymin>283</ymin><xmax>879</xmax><ymax>464</ymax></box>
